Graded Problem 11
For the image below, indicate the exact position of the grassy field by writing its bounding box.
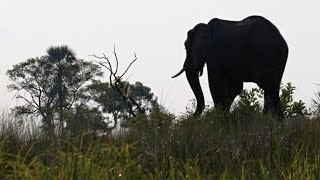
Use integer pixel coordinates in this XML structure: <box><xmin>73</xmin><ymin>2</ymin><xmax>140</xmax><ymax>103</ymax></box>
<box><xmin>0</xmin><ymin>109</ymin><xmax>319</xmax><ymax>179</ymax></box>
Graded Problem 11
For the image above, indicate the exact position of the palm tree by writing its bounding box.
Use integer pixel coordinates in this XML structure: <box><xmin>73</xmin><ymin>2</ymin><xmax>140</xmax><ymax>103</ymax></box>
<box><xmin>47</xmin><ymin>45</ymin><xmax>76</xmax><ymax>136</ymax></box>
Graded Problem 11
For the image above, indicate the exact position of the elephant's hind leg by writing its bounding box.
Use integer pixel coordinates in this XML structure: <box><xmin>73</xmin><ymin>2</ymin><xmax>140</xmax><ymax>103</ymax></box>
<box><xmin>224</xmin><ymin>80</ymin><xmax>243</xmax><ymax>111</ymax></box>
<box><xmin>260</xmin><ymin>82</ymin><xmax>282</xmax><ymax>118</ymax></box>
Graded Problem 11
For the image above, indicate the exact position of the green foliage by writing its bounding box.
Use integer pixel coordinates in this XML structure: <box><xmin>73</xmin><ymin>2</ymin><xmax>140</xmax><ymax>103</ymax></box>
<box><xmin>0</xmin><ymin>109</ymin><xmax>320</xmax><ymax>179</ymax></box>
<box><xmin>64</xmin><ymin>105</ymin><xmax>110</xmax><ymax>135</ymax></box>
<box><xmin>86</xmin><ymin>80</ymin><xmax>158</xmax><ymax>127</ymax></box>
<box><xmin>235</xmin><ymin>82</ymin><xmax>309</xmax><ymax>118</ymax></box>
<box><xmin>131</xmin><ymin>81</ymin><xmax>158</xmax><ymax>111</ymax></box>
<box><xmin>84</xmin><ymin>80</ymin><xmax>123</xmax><ymax>115</ymax></box>
<box><xmin>236</xmin><ymin>88</ymin><xmax>263</xmax><ymax>113</ymax></box>
<box><xmin>280</xmin><ymin>82</ymin><xmax>309</xmax><ymax>118</ymax></box>
<box><xmin>47</xmin><ymin>45</ymin><xmax>76</xmax><ymax>63</ymax></box>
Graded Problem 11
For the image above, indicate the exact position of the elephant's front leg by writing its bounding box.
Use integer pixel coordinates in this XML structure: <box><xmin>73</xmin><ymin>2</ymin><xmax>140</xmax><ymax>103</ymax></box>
<box><xmin>208</xmin><ymin>72</ymin><xmax>225</xmax><ymax>110</ymax></box>
<box><xmin>208</xmin><ymin>72</ymin><xmax>243</xmax><ymax>112</ymax></box>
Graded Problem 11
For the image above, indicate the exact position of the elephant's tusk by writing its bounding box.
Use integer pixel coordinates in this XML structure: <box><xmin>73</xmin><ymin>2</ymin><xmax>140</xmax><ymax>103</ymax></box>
<box><xmin>171</xmin><ymin>68</ymin><xmax>185</xmax><ymax>78</ymax></box>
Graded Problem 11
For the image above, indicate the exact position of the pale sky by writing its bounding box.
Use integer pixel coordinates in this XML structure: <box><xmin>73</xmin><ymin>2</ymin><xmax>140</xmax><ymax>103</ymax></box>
<box><xmin>1</xmin><ymin>0</ymin><xmax>319</xmax><ymax>114</ymax></box>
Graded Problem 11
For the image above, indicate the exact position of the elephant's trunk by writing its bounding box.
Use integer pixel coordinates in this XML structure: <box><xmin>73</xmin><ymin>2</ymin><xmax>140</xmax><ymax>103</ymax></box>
<box><xmin>186</xmin><ymin>69</ymin><xmax>205</xmax><ymax>115</ymax></box>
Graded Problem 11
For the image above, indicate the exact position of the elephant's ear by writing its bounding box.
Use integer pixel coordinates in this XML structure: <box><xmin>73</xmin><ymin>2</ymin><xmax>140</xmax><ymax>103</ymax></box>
<box><xmin>184</xmin><ymin>29</ymin><xmax>194</xmax><ymax>49</ymax></box>
<box><xmin>183</xmin><ymin>29</ymin><xmax>194</xmax><ymax>70</ymax></box>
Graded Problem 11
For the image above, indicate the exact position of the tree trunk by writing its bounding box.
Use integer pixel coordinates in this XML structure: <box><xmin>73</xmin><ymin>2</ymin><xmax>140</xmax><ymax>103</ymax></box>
<box><xmin>43</xmin><ymin>110</ymin><xmax>56</xmax><ymax>141</ymax></box>
<box><xmin>58</xmin><ymin>67</ymin><xmax>64</xmax><ymax>137</ymax></box>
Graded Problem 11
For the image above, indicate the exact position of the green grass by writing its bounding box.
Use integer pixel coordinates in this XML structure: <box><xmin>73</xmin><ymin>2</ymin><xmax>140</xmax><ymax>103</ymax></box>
<box><xmin>0</xmin><ymin>109</ymin><xmax>320</xmax><ymax>179</ymax></box>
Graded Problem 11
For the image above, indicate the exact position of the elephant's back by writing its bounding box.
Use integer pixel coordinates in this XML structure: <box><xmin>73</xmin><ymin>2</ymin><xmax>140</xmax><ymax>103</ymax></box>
<box><xmin>210</xmin><ymin>15</ymin><xmax>287</xmax><ymax>60</ymax></box>
<box><xmin>208</xmin><ymin>16</ymin><xmax>284</xmax><ymax>40</ymax></box>
<box><xmin>208</xmin><ymin>16</ymin><xmax>288</xmax><ymax>82</ymax></box>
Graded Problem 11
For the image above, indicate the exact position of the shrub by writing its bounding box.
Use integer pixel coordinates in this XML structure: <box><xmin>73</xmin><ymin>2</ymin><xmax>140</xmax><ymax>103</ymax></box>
<box><xmin>234</xmin><ymin>82</ymin><xmax>309</xmax><ymax>118</ymax></box>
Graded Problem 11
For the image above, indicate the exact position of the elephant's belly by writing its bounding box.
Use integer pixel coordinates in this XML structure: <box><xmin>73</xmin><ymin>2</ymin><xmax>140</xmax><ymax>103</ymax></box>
<box><xmin>225</xmin><ymin>57</ymin><xmax>278</xmax><ymax>83</ymax></box>
<box><xmin>230</xmin><ymin>65</ymin><xmax>278</xmax><ymax>84</ymax></box>
<box><xmin>226</xmin><ymin>63</ymin><xmax>257</xmax><ymax>82</ymax></box>
<box><xmin>232</xmin><ymin>71</ymin><xmax>256</xmax><ymax>82</ymax></box>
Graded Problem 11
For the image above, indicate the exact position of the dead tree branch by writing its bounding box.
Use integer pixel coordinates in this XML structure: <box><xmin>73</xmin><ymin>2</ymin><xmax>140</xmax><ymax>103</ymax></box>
<box><xmin>91</xmin><ymin>49</ymin><xmax>144</xmax><ymax>118</ymax></box>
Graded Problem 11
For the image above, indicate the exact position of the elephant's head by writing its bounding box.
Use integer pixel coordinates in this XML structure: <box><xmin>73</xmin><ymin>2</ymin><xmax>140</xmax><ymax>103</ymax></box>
<box><xmin>172</xmin><ymin>23</ymin><xmax>211</xmax><ymax>115</ymax></box>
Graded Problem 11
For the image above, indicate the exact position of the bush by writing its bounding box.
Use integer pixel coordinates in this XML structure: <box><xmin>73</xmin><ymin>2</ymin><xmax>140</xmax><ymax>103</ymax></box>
<box><xmin>234</xmin><ymin>82</ymin><xmax>309</xmax><ymax>118</ymax></box>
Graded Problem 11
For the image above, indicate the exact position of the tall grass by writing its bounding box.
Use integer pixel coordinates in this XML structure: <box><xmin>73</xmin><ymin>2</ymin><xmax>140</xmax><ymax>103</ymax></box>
<box><xmin>0</xmin><ymin>108</ymin><xmax>319</xmax><ymax>179</ymax></box>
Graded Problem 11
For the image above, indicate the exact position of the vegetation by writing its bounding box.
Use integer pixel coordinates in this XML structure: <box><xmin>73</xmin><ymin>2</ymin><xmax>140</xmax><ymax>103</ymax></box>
<box><xmin>1</xmin><ymin>106</ymin><xmax>319</xmax><ymax>179</ymax></box>
<box><xmin>235</xmin><ymin>82</ymin><xmax>309</xmax><ymax>118</ymax></box>
<box><xmin>7</xmin><ymin>46</ymin><xmax>156</xmax><ymax>137</ymax></box>
<box><xmin>3</xmin><ymin>46</ymin><xmax>320</xmax><ymax>179</ymax></box>
<box><xmin>86</xmin><ymin>80</ymin><xmax>157</xmax><ymax>129</ymax></box>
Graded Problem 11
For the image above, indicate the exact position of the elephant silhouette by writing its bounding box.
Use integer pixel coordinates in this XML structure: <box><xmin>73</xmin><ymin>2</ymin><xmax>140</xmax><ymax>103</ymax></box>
<box><xmin>172</xmin><ymin>16</ymin><xmax>288</xmax><ymax>117</ymax></box>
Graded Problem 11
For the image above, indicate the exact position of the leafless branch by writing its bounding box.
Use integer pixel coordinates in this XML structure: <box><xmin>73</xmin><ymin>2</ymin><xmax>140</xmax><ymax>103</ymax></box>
<box><xmin>103</xmin><ymin>53</ymin><xmax>113</xmax><ymax>73</ymax></box>
<box><xmin>90</xmin><ymin>54</ymin><xmax>112</xmax><ymax>72</ymax></box>
<box><xmin>113</xmin><ymin>45</ymin><xmax>119</xmax><ymax>75</ymax></box>
<box><xmin>119</xmin><ymin>53</ymin><xmax>137</xmax><ymax>79</ymax></box>
<box><xmin>92</xmin><ymin>49</ymin><xmax>143</xmax><ymax>117</ymax></box>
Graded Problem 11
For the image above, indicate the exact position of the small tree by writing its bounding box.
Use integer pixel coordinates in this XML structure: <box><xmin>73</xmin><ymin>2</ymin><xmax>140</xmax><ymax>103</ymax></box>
<box><xmin>47</xmin><ymin>46</ymin><xmax>77</xmax><ymax>135</ymax></box>
<box><xmin>280</xmin><ymin>82</ymin><xmax>309</xmax><ymax>118</ymax></box>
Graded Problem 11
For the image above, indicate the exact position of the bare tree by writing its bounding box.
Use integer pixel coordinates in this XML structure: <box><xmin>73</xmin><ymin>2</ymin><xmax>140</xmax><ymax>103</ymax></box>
<box><xmin>92</xmin><ymin>47</ymin><xmax>145</xmax><ymax>118</ymax></box>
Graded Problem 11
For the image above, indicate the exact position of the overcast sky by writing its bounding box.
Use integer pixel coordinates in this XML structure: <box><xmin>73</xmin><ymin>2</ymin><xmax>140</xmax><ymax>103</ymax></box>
<box><xmin>1</xmin><ymin>0</ymin><xmax>319</xmax><ymax>114</ymax></box>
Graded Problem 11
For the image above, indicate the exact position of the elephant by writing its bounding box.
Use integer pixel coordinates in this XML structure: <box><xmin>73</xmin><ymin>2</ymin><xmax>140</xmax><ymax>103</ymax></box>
<box><xmin>172</xmin><ymin>15</ymin><xmax>288</xmax><ymax>117</ymax></box>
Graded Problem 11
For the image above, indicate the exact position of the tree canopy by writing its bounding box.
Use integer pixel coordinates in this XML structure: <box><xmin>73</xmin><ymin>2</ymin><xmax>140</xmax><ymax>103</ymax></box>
<box><xmin>7</xmin><ymin>46</ymin><xmax>103</xmax><ymax>136</ymax></box>
<box><xmin>86</xmin><ymin>80</ymin><xmax>158</xmax><ymax>128</ymax></box>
